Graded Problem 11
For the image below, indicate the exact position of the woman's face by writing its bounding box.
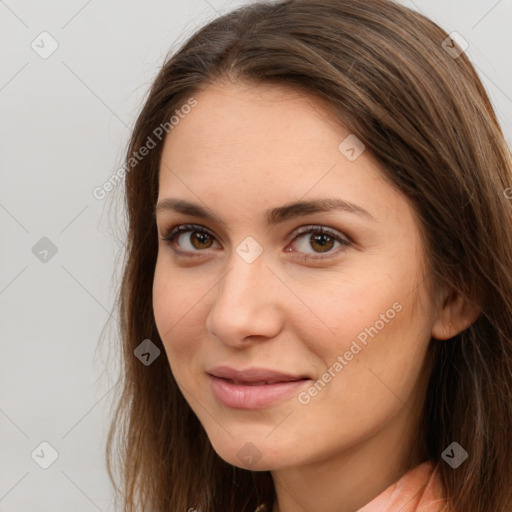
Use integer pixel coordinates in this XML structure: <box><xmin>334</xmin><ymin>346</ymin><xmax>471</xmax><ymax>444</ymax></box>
<box><xmin>153</xmin><ymin>80</ymin><xmax>437</xmax><ymax>472</ymax></box>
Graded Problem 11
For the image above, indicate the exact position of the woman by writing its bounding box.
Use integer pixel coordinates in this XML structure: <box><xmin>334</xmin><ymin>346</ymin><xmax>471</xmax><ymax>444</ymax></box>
<box><xmin>103</xmin><ymin>0</ymin><xmax>512</xmax><ymax>511</ymax></box>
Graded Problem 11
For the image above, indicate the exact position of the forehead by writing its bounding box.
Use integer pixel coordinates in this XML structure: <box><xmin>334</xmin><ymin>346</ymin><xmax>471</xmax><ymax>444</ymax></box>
<box><xmin>170</xmin><ymin>86</ymin><xmax>331</xmax><ymax>164</ymax></box>
<box><xmin>159</xmin><ymin>81</ymin><xmax>382</xmax><ymax>185</ymax></box>
<box><xmin>156</xmin><ymin>80</ymin><xmax>410</xmax><ymax>233</ymax></box>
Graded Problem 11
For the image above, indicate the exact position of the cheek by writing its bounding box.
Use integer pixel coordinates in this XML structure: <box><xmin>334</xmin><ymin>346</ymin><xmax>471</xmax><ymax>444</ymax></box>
<box><xmin>153</xmin><ymin>256</ymin><xmax>195</xmax><ymax>326</ymax></box>
<box><xmin>308</xmin><ymin>284</ymin><xmax>431</xmax><ymax>414</ymax></box>
<box><xmin>152</xmin><ymin>262</ymin><xmax>201</xmax><ymax>361</ymax></box>
<box><xmin>152</xmin><ymin>264</ymin><xmax>175</xmax><ymax>338</ymax></box>
<box><xmin>300</xmin><ymin>260</ymin><xmax>429</xmax><ymax>381</ymax></box>
<box><xmin>294</xmin><ymin>269</ymin><xmax>397</xmax><ymax>349</ymax></box>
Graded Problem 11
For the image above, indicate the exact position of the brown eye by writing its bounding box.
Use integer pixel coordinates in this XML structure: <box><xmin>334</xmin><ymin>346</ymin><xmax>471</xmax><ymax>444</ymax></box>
<box><xmin>288</xmin><ymin>226</ymin><xmax>351</xmax><ymax>260</ymax></box>
<box><xmin>309</xmin><ymin>233</ymin><xmax>336</xmax><ymax>253</ymax></box>
<box><xmin>160</xmin><ymin>223</ymin><xmax>351</xmax><ymax>260</ymax></box>
<box><xmin>187</xmin><ymin>231</ymin><xmax>214</xmax><ymax>250</ymax></box>
<box><xmin>160</xmin><ymin>224</ymin><xmax>220</xmax><ymax>256</ymax></box>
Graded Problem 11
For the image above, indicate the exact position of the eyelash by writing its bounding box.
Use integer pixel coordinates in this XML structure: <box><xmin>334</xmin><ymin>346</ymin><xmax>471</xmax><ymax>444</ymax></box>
<box><xmin>159</xmin><ymin>223</ymin><xmax>352</xmax><ymax>261</ymax></box>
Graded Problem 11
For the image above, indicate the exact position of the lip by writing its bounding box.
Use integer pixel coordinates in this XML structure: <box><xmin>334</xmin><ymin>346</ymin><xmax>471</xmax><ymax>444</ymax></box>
<box><xmin>208</xmin><ymin>365</ymin><xmax>310</xmax><ymax>383</ymax></box>
<box><xmin>207</xmin><ymin>365</ymin><xmax>312</xmax><ymax>409</ymax></box>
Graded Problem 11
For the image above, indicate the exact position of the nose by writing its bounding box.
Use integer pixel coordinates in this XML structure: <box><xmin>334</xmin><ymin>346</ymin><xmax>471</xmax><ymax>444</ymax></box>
<box><xmin>204</xmin><ymin>250</ymin><xmax>284</xmax><ymax>348</ymax></box>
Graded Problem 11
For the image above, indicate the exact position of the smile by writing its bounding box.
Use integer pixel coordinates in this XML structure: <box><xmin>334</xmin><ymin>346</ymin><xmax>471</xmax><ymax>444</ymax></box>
<box><xmin>209</xmin><ymin>375</ymin><xmax>311</xmax><ymax>409</ymax></box>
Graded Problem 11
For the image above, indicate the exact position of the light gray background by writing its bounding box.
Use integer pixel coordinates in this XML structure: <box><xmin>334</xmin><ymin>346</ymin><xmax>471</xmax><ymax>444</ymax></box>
<box><xmin>1</xmin><ymin>1</ymin><xmax>511</xmax><ymax>511</ymax></box>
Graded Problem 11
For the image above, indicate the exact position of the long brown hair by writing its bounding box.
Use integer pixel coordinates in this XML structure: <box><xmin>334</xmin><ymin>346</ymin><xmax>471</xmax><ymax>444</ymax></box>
<box><xmin>103</xmin><ymin>0</ymin><xmax>512</xmax><ymax>510</ymax></box>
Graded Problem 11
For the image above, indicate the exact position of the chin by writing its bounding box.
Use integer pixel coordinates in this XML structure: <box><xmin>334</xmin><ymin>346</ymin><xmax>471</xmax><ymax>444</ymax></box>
<box><xmin>205</xmin><ymin>433</ymin><xmax>297</xmax><ymax>471</ymax></box>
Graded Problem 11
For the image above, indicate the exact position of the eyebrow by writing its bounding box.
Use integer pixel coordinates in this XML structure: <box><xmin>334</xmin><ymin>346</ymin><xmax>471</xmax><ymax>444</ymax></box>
<box><xmin>155</xmin><ymin>197</ymin><xmax>374</xmax><ymax>231</ymax></box>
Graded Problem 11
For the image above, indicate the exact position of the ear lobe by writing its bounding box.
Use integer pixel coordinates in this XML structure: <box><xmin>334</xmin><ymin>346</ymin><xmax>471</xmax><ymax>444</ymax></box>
<box><xmin>431</xmin><ymin>290</ymin><xmax>481</xmax><ymax>340</ymax></box>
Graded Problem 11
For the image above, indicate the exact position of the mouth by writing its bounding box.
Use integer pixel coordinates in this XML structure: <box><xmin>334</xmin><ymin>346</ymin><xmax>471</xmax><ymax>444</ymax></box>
<box><xmin>207</xmin><ymin>365</ymin><xmax>310</xmax><ymax>383</ymax></box>
<box><xmin>207</xmin><ymin>366</ymin><xmax>312</xmax><ymax>409</ymax></box>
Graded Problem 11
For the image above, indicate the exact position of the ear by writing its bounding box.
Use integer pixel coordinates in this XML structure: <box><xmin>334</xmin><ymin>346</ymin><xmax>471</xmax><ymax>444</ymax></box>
<box><xmin>431</xmin><ymin>289</ymin><xmax>481</xmax><ymax>340</ymax></box>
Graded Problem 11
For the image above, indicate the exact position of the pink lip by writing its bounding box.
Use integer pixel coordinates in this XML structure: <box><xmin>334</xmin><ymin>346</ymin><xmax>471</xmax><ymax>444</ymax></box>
<box><xmin>207</xmin><ymin>365</ymin><xmax>311</xmax><ymax>409</ymax></box>
<box><xmin>208</xmin><ymin>365</ymin><xmax>309</xmax><ymax>383</ymax></box>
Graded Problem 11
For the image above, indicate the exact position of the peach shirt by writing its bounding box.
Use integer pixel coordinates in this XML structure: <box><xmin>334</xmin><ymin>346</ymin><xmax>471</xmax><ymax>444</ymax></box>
<box><xmin>255</xmin><ymin>459</ymin><xmax>449</xmax><ymax>512</ymax></box>
<box><xmin>356</xmin><ymin>460</ymin><xmax>449</xmax><ymax>512</ymax></box>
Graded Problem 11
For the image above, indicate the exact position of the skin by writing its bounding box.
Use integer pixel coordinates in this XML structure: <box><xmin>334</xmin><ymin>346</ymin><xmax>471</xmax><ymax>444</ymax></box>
<box><xmin>152</xmin><ymin>79</ymin><xmax>480</xmax><ymax>512</ymax></box>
